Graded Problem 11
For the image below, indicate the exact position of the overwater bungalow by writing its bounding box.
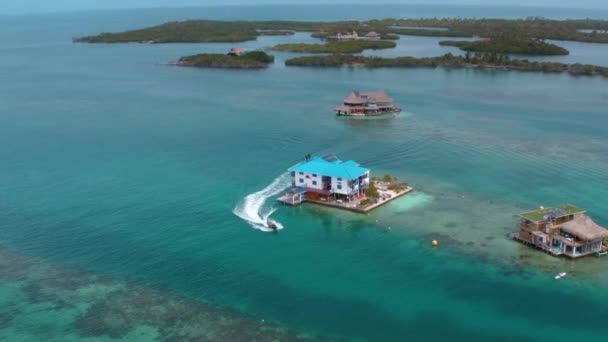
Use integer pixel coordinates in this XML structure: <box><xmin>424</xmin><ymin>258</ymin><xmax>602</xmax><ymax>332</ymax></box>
<box><xmin>512</xmin><ymin>204</ymin><xmax>608</xmax><ymax>258</ymax></box>
<box><xmin>335</xmin><ymin>90</ymin><xmax>401</xmax><ymax>117</ymax></box>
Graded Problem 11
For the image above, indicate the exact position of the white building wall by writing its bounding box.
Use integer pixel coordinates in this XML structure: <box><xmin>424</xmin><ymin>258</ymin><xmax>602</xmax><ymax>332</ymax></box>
<box><xmin>293</xmin><ymin>170</ymin><xmax>370</xmax><ymax>195</ymax></box>
<box><xmin>331</xmin><ymin>171</ymin><xmax>370</xmax><ymax>195</ymax></box>
<box><xmin>294</xmin><ymin>171</ymin><xmax>324</xmax><ymax>190</ymax></box>
<box><xmin>331</xmin><ymin>176</ymin><xmax>355</xmax><ymax>195</ymax></box>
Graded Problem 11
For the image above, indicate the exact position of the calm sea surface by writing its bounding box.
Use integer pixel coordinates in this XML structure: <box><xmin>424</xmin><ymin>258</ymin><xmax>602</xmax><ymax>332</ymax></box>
<box><xmin>1</xmin><ymin>5</ymin><xmax>608</xmax><ymax>341</ymax></box>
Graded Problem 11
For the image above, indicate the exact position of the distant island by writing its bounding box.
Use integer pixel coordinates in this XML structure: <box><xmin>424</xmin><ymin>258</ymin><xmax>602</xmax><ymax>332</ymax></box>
<box><xmin>271</xmin><ymin>40</ymin><xmax>396</xmax><ymax>53</ymax></box>
<box><xmin>256</xmin><ymin>30</ymin><xmax>295</xmax><ymax>36</ymax></box>
<box><xmin>439</xmin><ymin>37</ymin><xmax>569</xmax><ymax>55</ymax></box>
<box><xmin>177</xmin><ymin>51</ymin><xmax>274</xmax><ymax>69</ymax></box>
<box><xmin>285</xmin><ymin>53</ymin><xmax>608</xmax><ymax>78</ymax></box>
<box><xmin>74</xmin><ymin>18</ymin><xmax>608</xmax><ymax>44</ymax></box>
<box><xmin>75</xmin><ymin>17</ymin><xmax>608</xmax><ymax>77</ymax></box>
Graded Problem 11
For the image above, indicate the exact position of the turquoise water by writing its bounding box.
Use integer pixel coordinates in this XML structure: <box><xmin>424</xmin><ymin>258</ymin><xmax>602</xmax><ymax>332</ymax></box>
<box><xmin>2</xmin><ymin>5</ymin><xmax>608</xmax><ymax>341</ymax></box>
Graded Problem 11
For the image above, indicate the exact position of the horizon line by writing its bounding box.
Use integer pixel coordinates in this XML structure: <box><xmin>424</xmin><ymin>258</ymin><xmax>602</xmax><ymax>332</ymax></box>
<box><xmin>3</xmin><ymin>2</ymin><xmax>608</xmax><ymax>18</ymax></box>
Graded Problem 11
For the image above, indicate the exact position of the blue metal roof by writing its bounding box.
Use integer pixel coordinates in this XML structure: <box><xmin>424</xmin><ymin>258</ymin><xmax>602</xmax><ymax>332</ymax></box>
<box><xmin>289</xmin><ymin>155</ymin><xmax>369</xmax><ymax>179</ymax></box>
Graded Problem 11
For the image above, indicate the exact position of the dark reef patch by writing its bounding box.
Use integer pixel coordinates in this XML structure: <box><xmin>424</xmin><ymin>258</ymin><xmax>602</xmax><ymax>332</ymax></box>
<box><xmin>443</xmin><ymin>221</ymin><xmax>458</xmax><ymax>228</ymax></box>
<box><xmin>0</xmin><ymin>245</ymin><xmax>322</xmax><ymax>341</ymax></box>
<box><xmin>0</xmin><ymin>312</ymin><xmax>14</xmax><ymax>329</ymax></box>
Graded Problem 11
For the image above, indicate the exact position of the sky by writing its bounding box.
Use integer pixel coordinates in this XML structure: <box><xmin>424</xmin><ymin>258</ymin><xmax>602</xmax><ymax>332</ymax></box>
<box><xmin>2</xmin><ymin>0</ymin><xmax>608</xmax><ymax>15</ymax></box>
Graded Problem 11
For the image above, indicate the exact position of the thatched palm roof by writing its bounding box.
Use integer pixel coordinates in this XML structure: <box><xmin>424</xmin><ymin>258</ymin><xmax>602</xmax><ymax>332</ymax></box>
<box><xmin>343</xmin><ymin>90</ymin><xmax>393</xmax><ymax>105</ymax></box>
<box><xmin>561</xmin><ymin>215</ymin><xmax>608</xmax><ymax>241</ymax></box>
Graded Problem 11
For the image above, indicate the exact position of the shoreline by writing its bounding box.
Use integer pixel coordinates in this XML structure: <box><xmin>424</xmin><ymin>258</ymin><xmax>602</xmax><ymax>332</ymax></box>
<box><xmin>279</xmin><ymin>186</ymin><xmax>414</xmax><ymax>214</ymax></box>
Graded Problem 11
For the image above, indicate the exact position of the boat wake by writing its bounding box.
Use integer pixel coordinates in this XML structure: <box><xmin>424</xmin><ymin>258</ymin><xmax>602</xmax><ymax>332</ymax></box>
<box><xmin>233</xmin><ymin>173</ymin><xmax>291</xmax><ymax>232</ymax></box>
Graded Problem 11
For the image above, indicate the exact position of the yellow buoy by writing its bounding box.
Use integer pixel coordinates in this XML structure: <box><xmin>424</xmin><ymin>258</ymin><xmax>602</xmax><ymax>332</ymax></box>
<box><xmin>432</xmin><ymin>240</ymin><xmax>439</xmax><ymax>247</ymax></box>
<box><xmin>539</xmin><ymin>205</ymin><xmax>545</xmax><ymax>211</ymax></box>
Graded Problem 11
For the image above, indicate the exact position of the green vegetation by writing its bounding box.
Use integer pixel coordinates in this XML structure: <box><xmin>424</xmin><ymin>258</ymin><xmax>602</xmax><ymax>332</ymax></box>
<box><xmin>360</xmin><ymin>175</ymin><xmax>409</xmax><ymax>208</ymax></box>
<box><xmin>257</xmin><ymin>30</ymin><xmax>295</xmax><ymax>36</ymax></box>
<box><xmin>383</xmin><ymin>18</ymin><xmax>608</xmax><ymax>43</ymax></box>
<box><xmin>364</xmin><ymin>182</ymin><xmax>380</xmax><ymax>198</ymax></box>
<box><xmin>381</xmin><ymin>33</ymin><xmax>400</xmax><ymax>40</ymax></box>
<box><xmin>380</xmin><ymin>174</ymin><xmax>408</xmax><ymax>191</ymax></box>
<box><xmin>177</xmin><ymin>51</ymin><xmax>274</xmax><ymax>69</ymax></box>
<box><xmin>439</xmin><ymin>37</ymin><xmax>569</xmax><ymax>55</ymax></box>
<box><xmin>520</xmin><ymin>204</ymin><xmax>586</xmax><ymax>222</ymax></box>
<box><xmin>285</xmin><ymin>53</ymin><xmax>608</xmax><ymax>78</ymax></box>
<box><xmin>381</xmin><ymin>174</ymin><xmax>397</xmax><ymax>183</ymax></box>
<box><xmin>359</xmin><ymin>199</ymin><xmax>372</xmax><ymax>208</ymax></box>
<box><xmin>388</xmin><ymin>183</ymin><xmax>408</xmax><ymax>191</ymax></box>
<box><xmin>75</xmin><ymin>18</ymin><xmax>608</xmax><ymax>44</ymax></box>
<box><xmin>271</xmin><ymin>40</ymin><xmax>396</xmax><ymax>53</ymax></box>
<box><xmin>77</xmin><ymin>20</ymin><xmax>259</xmax><ymax>43</ymax></box>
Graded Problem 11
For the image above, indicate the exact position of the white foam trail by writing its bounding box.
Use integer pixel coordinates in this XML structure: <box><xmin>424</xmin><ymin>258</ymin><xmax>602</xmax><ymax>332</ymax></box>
<box><xmin>233</xmin><ymin>173</ymin><xmax>291</xmax><ymax>232</ymax></box>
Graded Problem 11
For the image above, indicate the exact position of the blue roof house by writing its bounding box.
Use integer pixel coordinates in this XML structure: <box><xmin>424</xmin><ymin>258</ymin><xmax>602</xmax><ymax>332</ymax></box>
<box><xmin>287</xmin><ymin>154</ymin><xmax>370</xmax><ymax>199</ymax></box>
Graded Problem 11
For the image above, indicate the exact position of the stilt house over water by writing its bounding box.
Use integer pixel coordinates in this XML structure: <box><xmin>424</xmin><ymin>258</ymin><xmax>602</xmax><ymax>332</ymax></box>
<box><xmin>335</xmin><ymin>90</ymin><xmax>401</xmax><ymax>117</ymax></box>
<box><xmin>513</xmin><ymin>204</ymin><xmax>608</xmax><ymax>258</ymax></box>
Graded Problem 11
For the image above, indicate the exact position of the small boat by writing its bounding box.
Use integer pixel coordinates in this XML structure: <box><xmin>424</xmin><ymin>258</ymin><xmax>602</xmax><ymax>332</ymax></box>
<box><xmin>555</xmin><ymin>272</ymin><xmax>567</xmax><ymax>280</ymax></box>
<box><xmin>267</xmin><ymin>220</ymin><xmax>278</xmax><ymax>230</ymax></box>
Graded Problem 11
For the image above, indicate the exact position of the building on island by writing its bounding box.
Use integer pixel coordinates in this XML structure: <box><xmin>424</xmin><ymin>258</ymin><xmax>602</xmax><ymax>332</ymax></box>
<box><xmin>279</xmin><ymin>154</ymin><xmax>369</xmax><ymax>205</ymax></box>
<box><xmin>335</xmin><ymin>90</ymin><xmax>401</xmax><ymax>117</ymax></box>
<box><xmin>278</xmin><ymin>154</ymin><xmax>414</xmax><ymax>213</ymax></box>
<box><xmin>328</xmin><ymin>31</ymin><xmax>382</xmax><ymax>40</ymax></box>
<box><xmin>512</xmin><ymin>204</ymin><xmax>608</xmax><ymax>258</ymax></box>
<box><xmin>328</xmin><ymin>31</ymin><xmax>359</xmax><ymax>40</ymax></box>
<box><xmin>227</xmin><ymin>48</ymin><xmax>247</xmax><ymax>56</ymax></box>
<box><xmin>363</xmin><ymin>31</ymin><xmax>381</xmax><ymax>40</ymax></box>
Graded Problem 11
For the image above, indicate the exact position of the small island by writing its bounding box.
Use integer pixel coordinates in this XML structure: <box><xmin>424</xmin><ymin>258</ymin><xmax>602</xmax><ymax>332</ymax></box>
<box><xmin>285</xmin><ymin>53</ymin><xmax>608</xmax><ymax>78</ymax></box>
<box><xmin>278</xmin><ymin>154</ymin><xmax>413</xmax><ymax>213</ymax></box>
<box><xmin>271</xmin><ymin>40</ymin><xmax>396</xmax><ymax>53</ymax></box>
<box><xmin>256</xmin><ymin>30</ymin><xmax>295</xmax><ymax>36</ymax></box>
<box><xmin>177</xmin><ymin>50</ymin><xmax>274</xmax><ymax>69</ymax></box>
<box><xmin>439</xmin><ymin>37</ymin><xmax>569</xmax><ymax>56</ymax></box>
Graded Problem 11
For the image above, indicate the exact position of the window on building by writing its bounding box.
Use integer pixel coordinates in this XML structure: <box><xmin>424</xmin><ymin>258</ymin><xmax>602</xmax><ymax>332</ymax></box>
<box><xmin>312</xmin><ymin>180</ymin><xmax>317</xmax><ymax>186</ymax></box>
<box><xmin>299</xmin><ymin>172</ymin><xmax>304</xmax><ymax>175</ymax></box>
<box><xmin>299</xmin><ymin>178</ymin><xmax>304</xmax><ymax>183</ymax></box>
<box><xmin>337</xmin><ymin>185</ymin><xmax>342</xmax><ymax>190</ymax></box>
<box><xmin>312</xmin><ymin>174</ymin><xmax>317</xmax><ymax>177</ymax></box>
<box><xmin>337</xmin><ymin>178</ymin><xmax>342</xmax><ymax>181</ymax></box>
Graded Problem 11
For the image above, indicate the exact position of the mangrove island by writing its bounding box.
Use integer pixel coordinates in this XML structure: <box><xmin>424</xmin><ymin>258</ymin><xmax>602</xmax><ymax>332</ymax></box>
<box><xmin>439</xmin><ymin>36</ymin><xmax>569</xmax><ymax>55</ymax></box>
<box><xmin>271</xmin><ymin>40</ymin><xmax>396</xmax><ymax>53</ymax></box>
<box><xmin>177</xmin><ymin>51</ymin><xmax>274</xmax><ymax>69</ymax></box>
<box><xmin>285</xmin><ymin>53</ymin><xmax>608</xmax><ymax>78</ymax></box>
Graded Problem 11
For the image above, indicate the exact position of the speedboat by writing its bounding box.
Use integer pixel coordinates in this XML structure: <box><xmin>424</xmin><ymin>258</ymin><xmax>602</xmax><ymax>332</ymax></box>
<box><xmin>267</xmin><ymin>220</ymin><xmax>278</xmax><ymax>230</ymax></box>
<box><xmin>555</xmin><ymin>272</ymin><xmax>567</xmax><ymax>280</ymax></box>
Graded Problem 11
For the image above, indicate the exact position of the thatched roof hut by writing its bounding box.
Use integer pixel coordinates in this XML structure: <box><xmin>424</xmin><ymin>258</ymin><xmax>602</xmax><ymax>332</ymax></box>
<box><xmin>561</xmin><ymin>215</ymin><xmax>608</xmax><ymax>241</ymax></box>
<box><xmin>343</xmin><ymin>90</ymin><xmax>393</xmax><ymax>105</ymax></box>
